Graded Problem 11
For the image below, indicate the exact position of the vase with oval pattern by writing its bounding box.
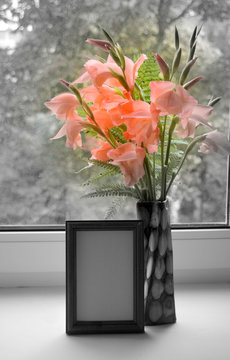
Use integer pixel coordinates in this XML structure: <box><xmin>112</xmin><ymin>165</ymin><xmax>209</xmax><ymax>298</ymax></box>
<box><xmin>137</xmin><ymin>200</ymin><xmax>176</xmax><ymax>325</ymax></box>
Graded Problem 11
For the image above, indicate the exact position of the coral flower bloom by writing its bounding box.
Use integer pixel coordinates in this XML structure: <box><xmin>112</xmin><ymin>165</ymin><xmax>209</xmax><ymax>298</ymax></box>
<box><xmin>81</xmin><ymin>85</ymin><xmax>127</xmax><ymax>111</ymax></box>
<box><xmin>91</xmin><ymin>142</ymin><xmax>113</xmax><ymax>162</ymax></box>
<box><xmin>108</xmin><ymin>143</ymin><xmax>145</xmax><ymax>186</ymax></box>
<box><xmin>74</xmin><ymin>54</ymin><xmax>147</xmax><ymax>91</ymax></box>
<box><xmin>92</xmin><ymin>109</ymin><xmax>114</xmax><ymax>132</ymax></box>
<box><xmin>177</xmin><ymin>103</ymin><xmax>213</xmax><ymax>138</ymax></box>
<box><xmin>118</xmin><ymin>100</ymin><xmax>160</xmax><ymax>153</ymax></box>
<box><xmin>50</xmin><ymin>119</ymin><xmax>83</xmax><ymax>150</ymax></box>
<box><xmin>150</xmin><ymin>81</ymin><xmax>213</xmax><ymax>138</ymax></box>
<box><xmin>45</xmin><ymin>93</ymin><xmax>79</xmax><ymax>121</ymax></box>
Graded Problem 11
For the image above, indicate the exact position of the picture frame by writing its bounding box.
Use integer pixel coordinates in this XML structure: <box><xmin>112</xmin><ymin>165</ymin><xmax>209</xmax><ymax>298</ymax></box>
<box><xmin>66</xmin><ymin>220</ymin><xmax>144</xmax><ymax>335</ymax></box>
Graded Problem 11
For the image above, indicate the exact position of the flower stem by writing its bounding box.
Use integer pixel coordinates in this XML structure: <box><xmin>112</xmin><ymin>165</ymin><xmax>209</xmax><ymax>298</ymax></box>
<box><xmin>161</xmin><ymin>116</ymin><xmax>178</xmax><ymax>199</ymax></box>
<box><xmin>160</xmin><ymin>116</ymin><xmax>167</xmax><ymax>200</ymax></box>
<box><xmin>153</xmin><ymin>153</ymin><xmax>156</xmax><ymax>200</ymax></box>
<box><xmin>134</xmin><ymin>184</ymin><xmax>143</xmax><ymax>200</ymax></box>
<box><xmin>166</xmin><ymin>134</ymin><xmax>205</xmax><ymax>194</ymax></box>
<box><xmin>144</xmin><ymin>156</ymin><xmax>154</xmax><ymax>201</ymax></box>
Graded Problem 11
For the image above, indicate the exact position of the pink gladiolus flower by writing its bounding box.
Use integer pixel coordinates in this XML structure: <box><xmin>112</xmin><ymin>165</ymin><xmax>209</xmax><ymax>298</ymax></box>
<box><xmin>78</xmin><ymin>135</ymin><xmax>100</xmax><ymax>151</ymax></box>
<box><xmin>91</xmin><ymin>142</ymin><xmax>113</xmax><ymax>162</ymax></box>
<box><xmin>177</xmin><ymin>103</ymin><xmax>213</xmax><ymax>138</ymax></box>
<box><xmin>45</xmin><ymin>93</ymin><xmax>79</xmax><ymax>121</ymax></box>
<box><xmin>198</xmin><ymin>130</ymin><xmax>230</xmax><ymax>155</ymax></box>
<box><xmin>150</xmin><ymin>81</ymin><xmax>213</xmax><ymax>138</ymax></box>
<box><xmin>84</xmin><ymin>59</ymin><xmax>120</xmax><ymax>88</ymax></box>
<box><xmin>50</xmin><ymin>119</ymin><xmax>83</xmax><ymax>150</ymax></box>
<box><xmin>124</xmin><ymin>54</ymin><xmax>147</xmax><ymax>90</ymax></box>
<box><xmin>108</xmin><ymin>143</ymin><xmax>145</xmax><ymax>186</ymax></box>
<box><xmin>92</xmin><ymin>109</ymin><xmax>114</xmax><ymax>132</ymax></box>
<box><xmin>81</xmin><ymin>85</ymin><xmax>127</xmax><ymax>111</ymax></box>
<box><xmin>150</xmin><ymin>81</ymin><xmax>175</xmax><ymax>106</ymax></box>
<box><xmin>74</xmin><ymin>54</ymin><xmax>147</xmax><ymax>91</ymax></box>
<box><xmin>65</xmin><ymin>120</ymin><xmax>83</xmax><ymax>150</ymax></box>
<box><xmin>118</xmin><ymin>100</ymin><xmax>160</xmax><ymax>153</ymax></box>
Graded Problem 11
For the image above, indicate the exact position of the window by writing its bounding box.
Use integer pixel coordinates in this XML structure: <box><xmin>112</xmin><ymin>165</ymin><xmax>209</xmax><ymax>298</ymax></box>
<box><xmin>0</xmin><ymin>0</ymin><xmax>230</xmax><ymax>229</ymax></box>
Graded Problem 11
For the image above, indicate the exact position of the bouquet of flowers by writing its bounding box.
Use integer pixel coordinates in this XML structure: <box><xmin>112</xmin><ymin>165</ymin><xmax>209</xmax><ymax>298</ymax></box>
<box><xmin>45</xmin><ymin>27</ymin><xmax>230</xmax><ymax>208</ymax></box>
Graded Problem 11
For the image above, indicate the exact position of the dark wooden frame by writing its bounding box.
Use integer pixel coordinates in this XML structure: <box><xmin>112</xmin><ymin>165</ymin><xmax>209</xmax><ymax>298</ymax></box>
<box><xmin>66</xmin><ymin>220</ymin><xmax>144</xmax><ymax>335</ymax></box>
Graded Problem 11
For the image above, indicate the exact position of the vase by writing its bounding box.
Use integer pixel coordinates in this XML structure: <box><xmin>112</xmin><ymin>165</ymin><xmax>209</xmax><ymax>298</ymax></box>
<box><xmin>136</xmin><ymin>200</ymin><xmax>176</xmax><ymax>325</ymax></box>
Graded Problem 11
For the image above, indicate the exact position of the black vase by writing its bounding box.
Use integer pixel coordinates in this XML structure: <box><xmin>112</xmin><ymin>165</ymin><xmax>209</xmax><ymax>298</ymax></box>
<box><xmin>137</xmin><ymin>200</ymin><xmax>176</xmax><ymax>325</ymax></box>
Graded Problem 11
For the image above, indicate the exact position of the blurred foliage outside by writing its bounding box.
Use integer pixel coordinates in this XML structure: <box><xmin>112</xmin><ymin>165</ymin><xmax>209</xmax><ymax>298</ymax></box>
<box><xmin>0</xmin><ymin>0</ymin><xmax>229</xmax><ymax>225</ymax></box>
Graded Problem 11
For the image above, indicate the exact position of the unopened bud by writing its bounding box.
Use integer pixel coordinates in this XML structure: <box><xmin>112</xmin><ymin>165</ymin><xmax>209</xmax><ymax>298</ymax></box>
<box><xmin>190</xmin><ymin>26</ymin><xmax>197</xmax><ymax>48</ymax></box>
<box><xmin>179</xmin><ymin>56</ymin><xmax>198</xmax><ymax>85</ymax></box>
<box><xmin>154</xmin><ymin>53</ymin><xmax>170</xmax><ymax>80</ymax></box>
<box><xmin>208</xmin><ymin>97</ymin><xmax>221</xmax><ymax>107</ymax></box>
<box><xmin>69</xmin><ymin>84</ymin><xmax>82</xmax><ymax>105</ymax></box>
<box><xmin>86</xmin><ymin>38</ymin><xmax>112</xmax><ymax>52</ymax></box>
<box><xmin>171</xmin><ymin>48</ymin><xmax>182</xmax><ymax>77</ymax></box>
<box><xmin>175</xmin><ymin>26</ymin><xmax>179</xmax><ymax>50</ymax></box>
<box><xmin>60</xmin><ymin>79</ymin><xmax>70</xmax><ymax>88</ymax></box>
<box><xmin>183</xmin><ymin>76</ymin><xmax>204</xmax><ymax>90</ymax></box>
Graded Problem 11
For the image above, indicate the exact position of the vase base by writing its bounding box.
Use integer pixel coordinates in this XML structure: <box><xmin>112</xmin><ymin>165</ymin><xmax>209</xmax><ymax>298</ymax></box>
<box><xmin>145</xmin><ymin>316</ymin><xmax>176</xmax><ymax>326</ymax></box>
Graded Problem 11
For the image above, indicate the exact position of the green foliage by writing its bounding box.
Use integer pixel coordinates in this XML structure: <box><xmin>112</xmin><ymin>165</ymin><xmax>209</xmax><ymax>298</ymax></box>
<box><xmin>77</xmin><ymin>107</ymin><xmax>87</xmax><ymax>118</ymax></box>
<box><xmin>135</xmin><ymin>54</ymin><xmax>161</xmax><ymax>102</ymax></box>
<box><xmin>83</xmin><ymin>167</ymin><xmax>121</xmax><ymax>186</ymax></box>
<box><xmin>166</xmin><ymin>150</ymin><xmax>184</xmax><ymax>184</ymax></box>
<box><xmin>110</xmin><ymin>126</ymin><xmax>128</xmax><ymax>144</ymax></box>
<box><xmin>82</xmin><ymin>184</ymin><xmax>139</xmax><ymax>199</ymax></box>
<box><xmin>89</xmin><ymin>159</ymin><xmax>120</xmax><ymax>172</ymax></box>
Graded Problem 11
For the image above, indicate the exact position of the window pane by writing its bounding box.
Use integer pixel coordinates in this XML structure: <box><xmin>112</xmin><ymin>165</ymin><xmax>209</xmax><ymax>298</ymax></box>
<box><xmin>0</xmin><ymin>0</ymin><xmax>229</xmax><ymax>225</ymax></box>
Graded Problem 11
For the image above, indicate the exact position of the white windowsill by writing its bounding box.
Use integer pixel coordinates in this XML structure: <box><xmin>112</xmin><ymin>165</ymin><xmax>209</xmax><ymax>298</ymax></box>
<box><xmin>0</xmin><ymin>229</ymin><xmax>230</xmax><ymax>286</ymax></box>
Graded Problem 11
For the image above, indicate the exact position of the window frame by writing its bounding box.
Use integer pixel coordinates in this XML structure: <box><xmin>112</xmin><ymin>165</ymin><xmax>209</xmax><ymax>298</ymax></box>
<box><xmin>0</xmin><ymin>227</ymin><xmax>230</xmax><ymax>287</ymax></box>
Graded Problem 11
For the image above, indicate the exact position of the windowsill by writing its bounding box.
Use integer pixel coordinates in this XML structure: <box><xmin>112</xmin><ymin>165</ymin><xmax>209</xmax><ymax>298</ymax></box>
<box><xmin>0</xmin><ymin>228</ymin><xmax>230</xmax><ymax>286</ymax></box>
<box><xmin>0</xmin><ymin>284</ymin><xmax>230</xmax><ymax>360</ymax></box>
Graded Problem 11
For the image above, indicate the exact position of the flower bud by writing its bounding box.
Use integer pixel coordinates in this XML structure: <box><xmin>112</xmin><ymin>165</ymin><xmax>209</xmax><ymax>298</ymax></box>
<box><xmin>208</xmin><ymin>97</ymin><xmax>221</xmax><ymax>107</ymax></box>
<box><xmin>171</xmin><ymin>48</ymin><xmax>182</xmax><ymax>77</ymax></box>
<box><xmin>86</xmin><ymin>38</ymin><xmax>112</xmax><ymax>52</ymax></box>
<box><xmin>188</xmin><ymin>43</ymin><xmax>196</xmax><ymax>61</ymax></box>
<box><xmin>60</xmin><ymin>79</ymin><xmax>70</xmax><ymax>88</ymax></box>
<box><xmin>69</xmin><ymin>84</ymin><xmax>83</xmax><ymax>105</ymax></box>
<box><xmin>183</xmin><ymin>76</ymin><xmax>204</xmax><ymax>90</ymax></box>
<box><xmin>175</xmin><ymin>26</ymin><xmax>179</xmax><ymax>50</ymax></box>
<box><xmin>154</xmin><ymin>53</ymin><xmax>170</xmax><ymax>80</ymax></box>
<box><xmin>190</xmin><ymin>26</ymin><xmax>197</xmax><ymax>49</ymax></box>
<box><xmin>179</xmin><ymin>56</ymin><xmax>198</xmax><ymax>85</ymax></box>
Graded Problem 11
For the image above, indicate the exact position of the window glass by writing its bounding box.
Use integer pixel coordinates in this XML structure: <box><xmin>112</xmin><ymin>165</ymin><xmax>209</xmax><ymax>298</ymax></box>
<box><xmin>0</xmin><ymin>0</ymin><xmax>229</xmax><ymax>225</ymax></box>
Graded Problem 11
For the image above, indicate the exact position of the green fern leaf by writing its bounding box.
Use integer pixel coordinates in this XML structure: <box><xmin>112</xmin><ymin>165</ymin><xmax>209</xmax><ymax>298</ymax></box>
<box><xmin>89</xmin><ymin>159</ymin><xmax>120</xmax><ymax>172</ymax></box>
<box><xmin>83</xmin><ymin>167</ymin><xmax>121</xmax><ymax>186</ymax></box>
<box><xmin>110</xmin><ymin>127</ymin><xmax>128</xmax><ymax>144</ymax></box>
<box><xmin>136</xmin><ymin>54</ymin><xmax>161</xmax><ymax>102</ymax></box>
<box><xmin>75</xmin><ymin>164</ymin><xmax>92</xmax><ymax>175</ymax></box>
<box><xmin>82</xmin><ymin>183</ymin><xmax>139</xmax><ymax>199</ymax></box>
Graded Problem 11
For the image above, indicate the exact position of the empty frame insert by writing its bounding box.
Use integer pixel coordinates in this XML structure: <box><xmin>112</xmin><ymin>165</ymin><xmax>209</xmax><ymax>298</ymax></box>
<box><xmin>66</xmin><ymin>220</ymin><xmax>144</xmax><ymax>334</ymax></box>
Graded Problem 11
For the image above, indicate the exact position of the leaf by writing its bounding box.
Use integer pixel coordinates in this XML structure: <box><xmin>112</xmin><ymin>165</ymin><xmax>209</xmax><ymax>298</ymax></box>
<box><xmin>101</xmin><ymin>28</ymin><xmax>115</xmax><ymax>46</ymax></box>
<box><xmin>77</xmin><ymin>107</ymin><xmax>87</xmax><ymax>118</ymax></box>
<box><xmin>104</xmin><ymin>197</ymin><xmax>126</xmax><ymax>219</ymax></box>
<box><xmin>82</xmin><ymin>184</ymin><xmax>139</xmax><ymax>199</ymax></box>
<box><xmin>135</xmin><ymin>54</ymin><xmax>161</xmax><ymax>102</ymax></box>
<box><xmin>110</xmin><ymin>127</ymin><xmax>128</xmax><ymax>144</ymax></box>
<box><xmin>83</xmin><ymin>167</ymin><xmax>121</xmax><ymax>186</ymax></box>
<box><xmin>171</xmin><ymin>139</ymin><xmax>189</xmax><ymax>146</ymax></box>
<box><xmin>75</xmin><ymin>164</ymin><xmax>92</xmax><ymax>175</ymax></box>
<box><xmin>89</xmin><ymin>159</ymin><xmax>120</xmax><ymax>172</ymax></box>
<box><xmin>108</xmin><ymin>67</ymin><xmax>129</xmax><ymax>91</ymax></box>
